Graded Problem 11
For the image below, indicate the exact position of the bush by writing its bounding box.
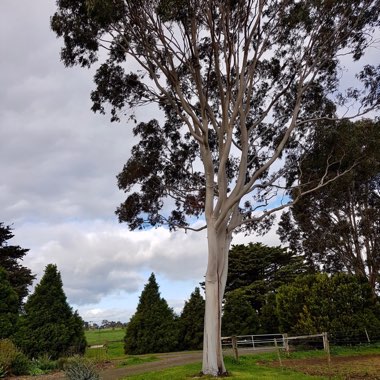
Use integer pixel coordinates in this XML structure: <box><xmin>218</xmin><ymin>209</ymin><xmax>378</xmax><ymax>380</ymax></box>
<box><xmin>11</xmin><ymin>353</ymin><xmax>31</xmax><ymax>376</ymax></box>
<box><xmin>0</xmin><ymin>339</ymin><xmax>30</xmax><ymax>376</ymax></box>
<box><xmin>64</xmin><ymin>357</ymin><xmax>100</xmax><ymax>380</ymax></box>
<box><xmin>0</xmin><ymin>339</ymin><xmax>17</xmax><ymax>372</ymax></box>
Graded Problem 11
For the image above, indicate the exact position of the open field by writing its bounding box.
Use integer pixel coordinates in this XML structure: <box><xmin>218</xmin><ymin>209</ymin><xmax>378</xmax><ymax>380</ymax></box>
<box><xmin>85</xmin><ymin>328</ymin><xmax>125</xmax><ymax>359</ymax></box>
<box><xmin>85</xmin><ymin>328</ymin><xmax>125</xmax><ymax>345</ymax></box>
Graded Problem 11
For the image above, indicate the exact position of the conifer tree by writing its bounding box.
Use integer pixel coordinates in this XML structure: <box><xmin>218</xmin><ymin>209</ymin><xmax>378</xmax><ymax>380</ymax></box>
<box><xmin>0</xmin><ymin>268</ymin><xmax>19</xmax><ymax>339</ymax></box>
<box><xmin>222</xmin><ymin>289</ymin><xmax>259</xmax><ymax>337</ymax></box>
<box><xmin>179</xmin><ymin>287</ymin><xmax>205</xmax><ymax>350</ymax></box>
<box><xmin>13</xmin><ymin>264</ymin><xmax>86</xmax><ymax>359</ymax></box>
<box><xmin>124</xmin><ymin>273</ymin><xmax>178</xmax><ymax>354</ymax></box>
<box><xmin>0</xmin><ymin>223</ymin><xmax>35</xmax><ymax>309</ymax></box>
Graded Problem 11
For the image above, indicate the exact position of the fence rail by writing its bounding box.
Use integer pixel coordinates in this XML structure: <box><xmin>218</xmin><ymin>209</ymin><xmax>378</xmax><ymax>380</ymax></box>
<box><xmin>221</xmin><ymin>332</ymin><xmax>332</xmax><ymax>360</ymax></box>
<box><xmin>221</xmin><ymin>333</ymin><xmax>289</xmax><ymax>351</ymax></box>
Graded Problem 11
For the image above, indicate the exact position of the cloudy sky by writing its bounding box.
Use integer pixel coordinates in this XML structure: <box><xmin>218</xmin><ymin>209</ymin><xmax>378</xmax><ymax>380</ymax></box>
<box><xmin>0</xmin><ymin>1</ymin><xmax>283</xmax><ymax>323</ymax></box>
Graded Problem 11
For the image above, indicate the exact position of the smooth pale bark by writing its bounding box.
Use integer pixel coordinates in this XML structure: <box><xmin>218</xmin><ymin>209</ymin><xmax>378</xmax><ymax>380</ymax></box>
<box><xmin>202</xmin><ymin>224</ymin><xmax>232</xmax><ymax>376</ymax></box>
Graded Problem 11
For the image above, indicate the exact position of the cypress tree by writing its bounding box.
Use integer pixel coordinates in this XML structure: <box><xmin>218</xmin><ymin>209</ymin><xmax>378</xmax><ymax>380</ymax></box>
<box><xmin>0</xmin><ymin>223</ymin><xmax>35</xmax><ymax>309</ymax></box>
<box><xmin>222</xmin><ymin>289</ymin><xmax>259</xmax><ymax>337</ymax></box>
<box><xmin>124</xmin><ymin>273</ymin><xmax>178</xmax><ymax>354</ymax></box>
<box><xmin>178</xmin><ymin>287</ymin><xmax>205</xmax><ymax>350</ymax></box>
<box><xmin>0</xmin><ymin>268</ymin><xmax>19</xmax><ymax>338</ymax></box>
<box><xmin>13</xmin><ymin>264</ymin><xmax>86</xmax><ymax>359</ymax></box>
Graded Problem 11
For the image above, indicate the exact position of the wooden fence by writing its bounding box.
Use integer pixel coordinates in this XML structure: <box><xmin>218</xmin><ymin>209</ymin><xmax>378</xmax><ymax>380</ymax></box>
<box><xmin>222</xmin><ymin>332</ymin><xmax>330</xmax><ymax>361</ymax></box>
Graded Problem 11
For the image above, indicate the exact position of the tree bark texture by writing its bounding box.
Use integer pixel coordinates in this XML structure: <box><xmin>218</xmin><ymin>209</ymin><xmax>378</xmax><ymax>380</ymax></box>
<box><xmin>202</xmin><ymin>224</ymin><xmax>231</xmax><ymax>376</ymax></box>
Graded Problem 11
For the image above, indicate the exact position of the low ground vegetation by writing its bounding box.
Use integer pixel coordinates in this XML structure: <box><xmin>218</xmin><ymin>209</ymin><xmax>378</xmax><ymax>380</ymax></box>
<box><xmin>2</xmin><ymin>333</ymin><xmax>380</xmax><ymax>379</ymax></box>
<box><xmin>120</xmin><ymin>346</ymin><xmax>380</xmax><ymax>380</ymax></box>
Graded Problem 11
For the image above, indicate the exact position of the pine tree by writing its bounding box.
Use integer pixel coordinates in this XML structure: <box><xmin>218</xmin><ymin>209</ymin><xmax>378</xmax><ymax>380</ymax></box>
<box><xmin>0</xmin><ymin>268</ymin><xmax>19</xmax><ymax>339</ymax></box>
<box><xmin>0</xmin><ymin>223</ymin><xmax>35</xmax><ymax>309</ymax></box>
<box><xmin>124</xmin><ymin>273</ymin><xmax>178</xmax><ymax>354</ymax></box>
<box><xmin>179</xmin><ymin>287</ymin><xmax>205</xmax><ymax>350</ymax></box>
<box><xmin>13</xmin><ymin>264</ymin><xmax>86</xmax><ymax>359</ymax></box>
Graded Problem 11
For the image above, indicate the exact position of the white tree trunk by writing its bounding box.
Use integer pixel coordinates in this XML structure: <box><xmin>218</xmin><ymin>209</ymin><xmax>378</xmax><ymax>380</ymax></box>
<box><xmin>202</xmin><ymin>224</ymin><xmax>231</xmax><ymax>376</ymax></box>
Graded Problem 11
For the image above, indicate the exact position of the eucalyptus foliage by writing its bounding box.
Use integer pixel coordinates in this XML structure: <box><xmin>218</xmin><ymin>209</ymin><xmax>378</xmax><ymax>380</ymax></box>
<box><xmin>279</xmin><ymin>119</ymin><xmax>380</xmax><ymax>296</ymax></box>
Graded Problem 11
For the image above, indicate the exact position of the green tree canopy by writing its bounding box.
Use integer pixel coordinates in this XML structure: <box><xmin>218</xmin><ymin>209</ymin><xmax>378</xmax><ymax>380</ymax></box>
<box><xmin>178</xmin><ymin>287</ymin><xmax>205</xmax><ymax>350</ymax></box>
<box><xmin>0</xmin><ymin>223</ymin><xmax>35</xmax><ymax>309</ymax></box>
<box><xmin>278</xmin><ymin>119</ymin><xmax>380</xmax><ymax>295</ymax></box>
<box><xmin>226</xmin><ymin>243</ymin><xmax>311</xmax><ymax>294</ymax></box>
<box><xmin>13</xmin><ymin>264</ymin><xmax>86</xmax><ymax>359</ymax></box>
<box><xmin>223</xmin><ymin>243</ymin><xmax>311</xmax><ymax>332</ymax></box>
<box><xmin>222</xmin><ymin>289</ymin><xmax>259</xmax><ymax>337</ymax></box>
<box><xmin>0</xmin><ymin>268</ymin><xmax>19</xmax><ymax>339</ymax></box>
<box><xmin>276</xmin><ymin>273</ymin><xmax>380</xmax><ymax>342</ymax></box>
<box><xmin>124</xmin><ymin>273</ymin><xmax>178</xmax><ymax>354</ymax></box>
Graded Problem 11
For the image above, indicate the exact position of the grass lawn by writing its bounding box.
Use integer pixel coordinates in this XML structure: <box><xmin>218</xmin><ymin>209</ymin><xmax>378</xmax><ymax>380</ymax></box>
<box><xmin>82</xmin><ymin>331</ymin><xmax>380</xmax><ymax>379</ymax></box>
<box><xmin>121</xmin><ymin>355</ymin><xmax>329</xmax><ymax>380</ymax></box>
<box><xmin>120</xmin><ymin>345</ymin><xmax>380</xmax><ymax>379</ymax></box>
<box><xmin>85</xmin><ymin>328</ymin><xmax>125</xmax><ymax>360</ymax></box>
<box><xmin>85</xmin><ymin>328</ymin><xmax>125</xmax><ymax>345</ymax></box>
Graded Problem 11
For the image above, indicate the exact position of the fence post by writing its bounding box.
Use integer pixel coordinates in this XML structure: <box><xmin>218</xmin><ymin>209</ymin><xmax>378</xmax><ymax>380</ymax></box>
<box><xmin>274</xmin><ymin>338</ymin><xmax>283</xmax><ymax>367</ymax></box>
<box><xmin>365</xmin><ymin>328</ymin><xmax>371</xmax><ymax>343</ymax></box>
<box><xmin>231</xmin><ymin>336</ymin><xmax>239</xmax><ymax>361</ymax></box>
<box><xmin>282</xmin><ymin>333</ymin><xmax>289</xmax><ymax>354</ymax></box>
<box><xmin>322</xmin><ymin>332</ymin><xmax>331</xmax><ymax>366</ymax></box>
<box><xmin>251</xmin><ymin>335</ymin><xmax>255</xmax><ymax>349</ymax></box>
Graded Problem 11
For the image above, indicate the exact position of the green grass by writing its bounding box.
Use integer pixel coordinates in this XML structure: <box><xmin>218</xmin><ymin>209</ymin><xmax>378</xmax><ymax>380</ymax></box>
<box><xmin>84</xmin><ymin>328</ymin><xmax>125</xmax><ymax>360</ymax></box>
<box><xmin>121</xmin><ymin>355</ymin><xmax>329</xmax><ymax>380</ymax></box>
<box><xmin>85</xmin><ymin>328</ymin><xmax>125</xmax><ymax>345</ymax></box>
<box><xmin>330</xmin><ymin>342</ymin><xmax>380</xmax><ymax>356</ymax></box>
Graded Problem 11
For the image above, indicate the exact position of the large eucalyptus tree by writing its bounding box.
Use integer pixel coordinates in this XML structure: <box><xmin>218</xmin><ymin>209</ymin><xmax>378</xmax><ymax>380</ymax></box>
<box><xmin>51</xmin><ymin>0</ymin><xmax>379</xmax><ymax>375</ymax></box>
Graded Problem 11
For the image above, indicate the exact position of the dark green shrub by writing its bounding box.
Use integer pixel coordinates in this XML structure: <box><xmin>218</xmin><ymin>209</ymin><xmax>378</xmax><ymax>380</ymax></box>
<box><xmin>276</xmin><ymin>273</ymin><xmax>380</xmax><ymax>341</ymax></box>
<box><xmin>33</xmin><ymin>354</ymin><xmax>59</xmax><ymax>371</ymax></box>
<box><xmin>0</xmin><ymin>339</ymin><xmax>30</xmax><ymax>376</ymax></box>
<box><xmin>11</xmin><ymin>353</ymin><xmax>30</xmax><ymax>376</ymax></box>
<box><xmin>64</xmin><ymin>357</ymin><xmax>100</xmax><ymax>380</ymax></box>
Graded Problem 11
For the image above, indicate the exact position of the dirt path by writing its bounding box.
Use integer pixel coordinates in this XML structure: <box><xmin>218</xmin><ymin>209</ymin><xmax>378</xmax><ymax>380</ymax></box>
<box><xmin>100</xmin><ymin>351</ymin><xmax>203</xmax><ymax>380</ymax></box>
<box><xmin>13</xmin><ymin>351</ymin><xmax>203</xmax><ymax>380</ymax></box>
<box><xmin>14</xmin><ymin>348</ymin><xmax>275</xmax><ymax>380</ymax></box>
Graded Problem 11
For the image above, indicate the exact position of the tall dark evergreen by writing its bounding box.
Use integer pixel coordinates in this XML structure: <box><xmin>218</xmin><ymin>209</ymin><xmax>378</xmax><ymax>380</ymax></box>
<box><xmin>13</xmin><ymin>264</ymin><xmax>86</xmax><ymax>359</ymax></box>
<box><xmin>0</xmin><ymin>223</ymin><xmax>35</xmax><ymax>309</ymax></box>
<box><xmin>224</xmin><ymin>243</ymin><xmax>311</xmax><ymax>333</ymax></box>
<box><xmin>278</xmin><ymin>119</ymin><xmax>380</xmax><ymax>295</ymax></box>
<box><xmin>0</xmin><ymin>268</ymin><xmax>19</xmax><ymax>339</ymax></box>
<box><xmin>226</xmin><ymin>243</ymin><xmax>311</xmax><ymax>294</ymax></box>
<box><xmin>179</xmin><ymin>287</ymin><xmax>205</xmax><ymax>350</ymax></box>
<box><xmin>222</xmin><ymin>289</ymin><xmax>259</xmax><ymax>337</ymax></box>
<box><xmin>124</xmin><ymin>273</ymin><xmax>178</xmax><ymax>354</ymax></box>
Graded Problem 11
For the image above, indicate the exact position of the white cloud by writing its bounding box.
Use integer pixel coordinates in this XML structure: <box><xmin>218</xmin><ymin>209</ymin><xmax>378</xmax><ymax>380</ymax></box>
<box><xmin>18</xmin><ymin>221</ymin><xmax>208</xmax><ymax>307</ymax></box>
